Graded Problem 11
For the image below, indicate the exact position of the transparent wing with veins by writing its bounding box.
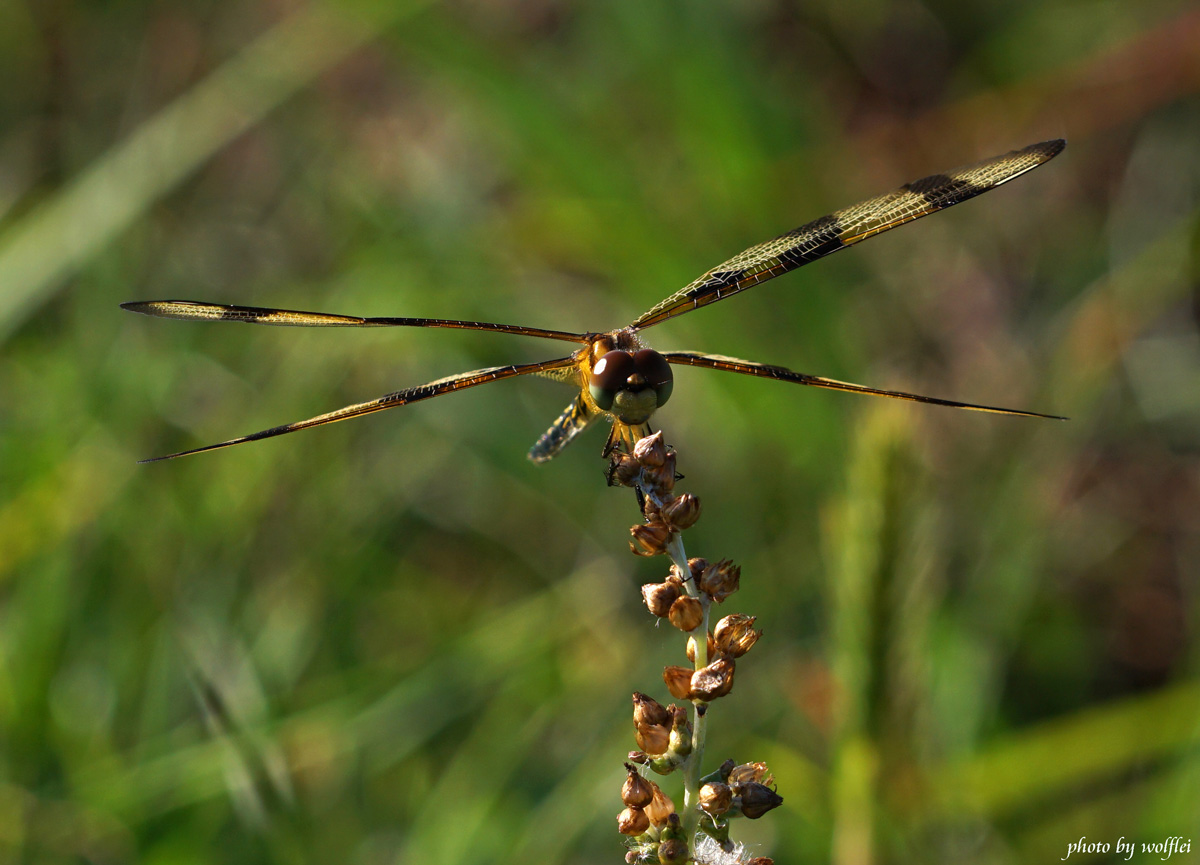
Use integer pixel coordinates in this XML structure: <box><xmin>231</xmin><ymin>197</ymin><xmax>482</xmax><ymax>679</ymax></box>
<box><xmin>630</xmin><ymin>140</ymin><xmax>1065</xmax><ymax>331</ymax></box>
<box><xmin>137</xmin><ymin>355</ymin><xmax>580</xmax><ymax>462</ymax></box>
<box><xmin>661</xmin><ymin>351</ymin><xmax>1065</xmax><ymax>419</ymax></box>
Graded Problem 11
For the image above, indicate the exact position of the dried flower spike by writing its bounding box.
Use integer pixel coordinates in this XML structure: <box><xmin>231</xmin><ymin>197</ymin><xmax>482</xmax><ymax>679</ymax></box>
<box><xmin>630</xmin><ymin>522</ymin><xmax>673</xmax><ymax>557</ymax></box>
<box><xmin>633</xmin><ymin>432</ymin><xmax>668</xmax><ymax>467</ymax></box>
<box><xmin>635</xmin><ymin>723</ymin><xmax>670</xmax><ymax>756</ymax></box>
<box><xmin>622</xmin><ymin>764</ymin><xmax>655</xmax><ymax>808</ymax></box>
<box><xmin>698</xmin><ymin>780</ymin><xmax>733</xmax><ymax>816</ymax></box>
<box><xmin>728</xmin><ymin>761</ymin><xmax>772</xmax><ymax>787</ymax></box>
<box><xmin>640</xmin><ymin>452</ymin><xmax>677</xmax><ymax>495</ymax></box>
<box><xmin>618</xmin><ymin>805</ymin><xmax>650</xmax><ymax>835</ymax></box>
<box><xmin>667</xmin><ymin>595</ymin><xmax>703</xmax><ymax>632</ymax></box>
<box><xmin>690</xmin><ymin>657</ymin><xmax>736</xmax><ymax>701</ymax></box>
<box><xmin>645</xmin><ymin>782</ymin><xmax>676</xmax><ymax>827</ymax></box>
<box><xmin>662</xmin><ymin>665</ymin><xmax>693</xmax><ymax>700</ymax></box>
<box><xmin>713</xmin><ymin>614</ymin><xmax>761</xmax><ymax>657</ymax></box>
<box><xmin>738</xmin><ymin>782</ymin><xmax>784</xmax><ymax>819</ymax></box>
<box><xmin>698</xmin><ymin>558</ymin><xmax>741</xmax><ymax>602</ymax></box>
<box><xmin>660</xmin><ymin>493</ymin><xmax>701</xmax><ymax>531</ymax></box>
<box><xmin>642</xmin><ymin>580</ymin><xmax>680</xmax><ymax>617</ymax></box>
<box><xmin>632</xmin><ymin>692</ymin><xmax>670</xmax><ymax>727</ymax></box>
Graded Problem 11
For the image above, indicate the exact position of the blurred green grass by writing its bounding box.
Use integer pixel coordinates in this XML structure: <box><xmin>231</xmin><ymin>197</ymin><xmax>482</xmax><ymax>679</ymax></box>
<box><xmin>2</xmin><ymin>1</ymin><xmax>1199</xmax><ymax>863</ymax></box>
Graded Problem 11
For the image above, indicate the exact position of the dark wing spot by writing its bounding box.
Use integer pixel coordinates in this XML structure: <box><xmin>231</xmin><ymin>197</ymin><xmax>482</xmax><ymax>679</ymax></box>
<box><xmin>783</xmin><ymin>213</ymin><xmax>846</xmax><ymax>262</ymax></box>
<box><xmin>905</xmin><ymin>174</ymin><xmax>986</xmax><ymax>208</ymax></box>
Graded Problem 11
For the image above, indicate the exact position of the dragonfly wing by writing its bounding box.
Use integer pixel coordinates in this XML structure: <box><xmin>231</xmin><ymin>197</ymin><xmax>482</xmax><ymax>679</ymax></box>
<box><xmin>121</xmin><ymin>300</ymin><xmax>586</xmax><ymax>343</ymax></box>
<box><xmin>631</xmin><ymin>140</ymin><xmax>1065</xmax><ymax>330</ymax></box>
<box><xmin>527</xmin><ymin>393</ymin><xmax>599</xmax><ymax>463</ymax></box>
<box><xmin>140</xmin><ymin>355</ymin><xmax>578</xmax><ymax>462</ymax></box>
<box><xmin>661</xmin><ymin>351</ymin><xmax>1066</xmax><ymax>419</ymax></box>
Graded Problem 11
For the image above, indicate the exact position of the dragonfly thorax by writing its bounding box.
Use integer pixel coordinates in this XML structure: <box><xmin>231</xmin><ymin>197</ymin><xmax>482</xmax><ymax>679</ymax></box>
<box><xmin>588</xmin><ymin>348</ymin><xmax>674</xmax><ymax>424</ymax></box>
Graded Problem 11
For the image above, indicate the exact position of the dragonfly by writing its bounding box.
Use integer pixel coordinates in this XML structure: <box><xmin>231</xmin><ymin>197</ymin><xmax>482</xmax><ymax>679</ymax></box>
<box><xmin>123</xmin><ymin>139</ymin><xmax>1065</xmax><ymax>464</ymax></box>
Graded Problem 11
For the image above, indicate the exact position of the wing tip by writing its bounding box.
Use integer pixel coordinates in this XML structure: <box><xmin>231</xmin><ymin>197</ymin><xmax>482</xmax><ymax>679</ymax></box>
<box><xmin>1025</xmin><ymin>138</ymin><xmax>1066</xmax><ymax>160</ymax></box>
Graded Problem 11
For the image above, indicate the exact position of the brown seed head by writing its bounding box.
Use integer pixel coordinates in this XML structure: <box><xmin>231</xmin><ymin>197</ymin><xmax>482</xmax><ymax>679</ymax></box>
<box><xmin>645</xmin><ymin>782</ymin><xmax>676</xmax><ymax>827</ymax></box>
<box><xmin>635</xmin><ymin>723</ymin><xmax>670</xmax><ymax>755</ymax></box>
<box><xmin>738</xmin><ymin>781</ymin><xmax>784</xmax><ymax>819</ymax></box>
<box><xmin>662</xmin><ymin>665</ymin><xmax>693</xmax><ymax>700</ymax></box>
<box><xmin>698</xmin><ymin>780</ymin><xmax>733</xmax><ymax>816</ymax></box>
<box><xmin>608</xmin><ymin>451</ymin><xmax>642</xmax><ymax>487</ymax></box>
<box><xmin>667</xmin><ymin>595</ymin><xmax>703</xmax><ymax>632</ymax></box>
<box><xmin>640</xmin><ymin>453</ymin><xmax>677</xmax><ymax>496</ymax></box>
<box><xmin>632</xmin><ymin>692</ymin><xmax>670</xmax><ymax>727</ymax></box>
<box><xmin>617</xmin><ymin>805</ymin><xmax>650</xmax><ymax>835</ymax></box>
<box><xmin>746</xmin><ymin>859</ymin><xmax>775</xmax><ymax>865</ymax></box>
<box><xmin>642</xmin><ymin>494</ymin><xmax>663</xmax><ymax>521</ymax></box>
<box><xmin>628</xmin><ymin>750</ymin><xmax>649</xmax><ymax>765</ymax></box>
<box><xmin>690</xmin><ymin>657</ymin><xmax>736</xmax><ymax>701</ymax></box>
<box><xmin>629</xmin><ymin>522</ymin><xmax>673</xmax><ymax>557</ymax></box>
<box><xmin>713</xmin><ymin>614</ymin><xmax>761</xmax><ymax>658</ymax></box>
<box><xmin>729</xmin><ymin>761</ymin><xmax>773</xmax><ymax>788</ymax></box>
<box><xmin>698</xmin><ymin>558</ymin><xmax>741</xmax><ymax>602</ymax></box>
<box><xmin>641</xmin><ymin>581</ymin><xmax>680</xmax><ymax>618</ymax></box>
<box><xmin>660</xmin><ymin>493</ymin><xmax>701</xmax><ymax>531</ymax></box>
<box><xmin>685</xmin><ymin>630</ymin><xmax>717</xmax><ymax>664</ymax></box>
<box><xmin>622</xmin><ymin>764</ymin><xmax>655</xmax><ymax>808</ymax></box>
<box><xmin>633</xmin><ymin>432</ymin><xmax>668</xmax><ymax>467</ymax></box>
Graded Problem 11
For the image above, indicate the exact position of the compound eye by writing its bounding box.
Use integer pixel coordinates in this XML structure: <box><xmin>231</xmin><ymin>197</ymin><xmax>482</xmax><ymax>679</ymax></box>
<box><xmin>589</xmin><ymin>350</ymin><xmax>636</xmax><ymax>410</ymax></box>
<box><xmin>634</xmin><ymin>349</ymin><xmax>674</xmax><ymax>407</ymax></box>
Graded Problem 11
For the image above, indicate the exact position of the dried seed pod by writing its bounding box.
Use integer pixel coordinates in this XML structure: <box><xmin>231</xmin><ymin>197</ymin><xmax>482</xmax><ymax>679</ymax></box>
<box><xmin>667</xmin><ymin>595</ymin><xmax>703</xmax><ymax>632</ymax></box>
<box><xmin>738</xmin><ymin>781</ymin><xmax>783</xmax><ymax>818</ymax></box>
<box><xmin>633</xmin><ymin>432</ymin><xmax>668</xmax><ymax>467</ymax></box>
<box><xmin>632</xmin><ymin>692</ymin><xmax>670</xmax><ymax>728</ymax></box>
<box><xmin>642</xmin><ymin>495</ymin><xmax>663</xmax><ymax>521</ymax></box>
<box><xmin>617</xmin><ymin>805</ymin><xmax>650</xmax><ymax>835</ymax></box>
<box><xmin>640</xmin><ymin>452</ymin><xmax>677</xmax><ymax>495</ymax></box>
<box><xmin>662</xmin><ymin>665</ymin><xmax>693</xmax><ymax>700</ymax></box>
<box><xmin>660</xmin><ymin>493</ymin><xmax>701</xmax><ymax>531</ymax></box>
<box><xmin>686</xmin><ymin>630</ymin><xmax>717</xmax><ymax>664</ymax></box>
<box><xmin>628</xmin><ymin>750</ymin><xmax>649</xmax><ymax>765</ymax></box>
<box><xmin>713</xmin><ymin>614</ymin><xmax>761</xmax><ymax>658</ymax></box>
<box><xmin>635</xmin><ymin>723</ymin><xmax>670</xmax><ymax>755</ymax></box>
<box><xmin>630</xmin><ymin>522</ymin><xmax>673</xmax><ymax>557</ymax></box>
<box><xmin>642</xmin><ymin>581</ymin><xmax>680</xmax><ymax>618</ymax></box>
<box><xmin>698</xmin><ymin>781</ymin><xmax>733</xmax><ymax>816</ymax></box>
<box><xmin>608</xmin><ymin>452</ymin><xmax>642</xmax><ymax>487</ymax></box>
<box><xmin>622</xmin><ymin>764</ymin><xmax>655</xmax><ymax>808</ymax></box>
<box><xmin>728</xmin><ymin>761</ymin><xmax>772</xmax><ymax>788</ymax></box>
<box><xmin>645</xmin><ymin>783</ymin><xmax>676</xmax><ymax>827</ymax></box>
<box><xmin>690</xmin><ymin>657</ymin><xmax>736</xmax><ymax>701</ymax></box>
<box><xmin>697</xmin><ymin>558</ymin><xmax>741</xmax><ymax>602</ymax></box>
<box><xmin>746</xmin><ymin>859</ymin><xmax>775</xmax><ymax>865</ymax></box>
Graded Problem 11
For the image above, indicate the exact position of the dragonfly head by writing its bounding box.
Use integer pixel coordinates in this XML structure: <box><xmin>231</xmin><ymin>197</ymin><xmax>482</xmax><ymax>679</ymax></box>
<box><xmin>589</xmin><ymin>349</ymin><xmax>674</xmax><ymax>424</ymax></box>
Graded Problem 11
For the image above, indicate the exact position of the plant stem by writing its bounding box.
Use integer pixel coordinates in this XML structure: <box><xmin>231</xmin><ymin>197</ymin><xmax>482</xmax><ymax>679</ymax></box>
<box><xmin>666</xmin><ymin>533</ymin><xmax>710</xmax><ymax>844</ymax></box>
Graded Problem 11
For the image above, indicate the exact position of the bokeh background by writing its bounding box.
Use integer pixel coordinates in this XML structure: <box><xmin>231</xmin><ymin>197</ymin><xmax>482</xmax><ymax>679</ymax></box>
<box><xmin>2</xmin><ymin>1</ymin><xmax>1199</xmax><ymax>862</ymax></box>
